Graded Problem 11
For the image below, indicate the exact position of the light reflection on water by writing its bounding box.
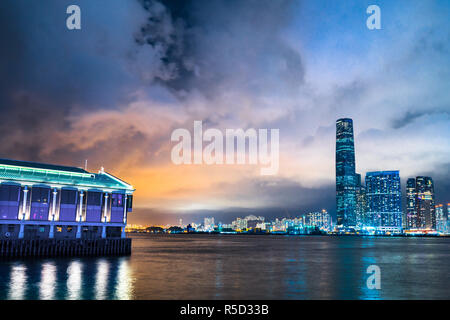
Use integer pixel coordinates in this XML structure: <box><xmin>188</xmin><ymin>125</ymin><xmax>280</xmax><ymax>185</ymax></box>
<box><xmin>95</xmin><ymin>259</ymin><xmax>109</xmax><ymax>300</ymax></box>
<box><xmin>66</xmin><ymin>260</ymin><xmax>82</xmax><ymax>300</ymax></box>
<box><xmin>0</xmin><ymin>257</ymin><xmax>134</xmax><ymax>300</ymax></box>
<box><xmin>0</xmin><ymin>235</ymin><xmax>448</xmax><ymax>300</ymax></box>
<box><xmin>8</xmin><ymin>263</ymin><xmax>27</xmax><ymax>300</ymax></box>
<box><xmin>40</xmin><ymin>262</ymin><xmax>56</xmax><ymax>300</ymax></box>
<box><xmin>113</xmin><ymin>258</ymin><xmax>133</xmax><ymax>300</ymax></box>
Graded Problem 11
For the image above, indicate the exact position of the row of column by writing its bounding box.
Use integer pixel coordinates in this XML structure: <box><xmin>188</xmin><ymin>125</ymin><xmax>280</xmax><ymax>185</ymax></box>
<box><xmin>18</xmin><ymin>186</ymin><xmax>128</xmax><ymax>239</ymax></box>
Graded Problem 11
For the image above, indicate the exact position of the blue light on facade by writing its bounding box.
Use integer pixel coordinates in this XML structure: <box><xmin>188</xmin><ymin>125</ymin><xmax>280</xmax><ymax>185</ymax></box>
<box><xmin>336</xmin><ymin>118</ymin><xmax>357</xmax><ymax>227</ymax></box>
<box><xmin>365</xmin><ymin>171</ymin><xmax>402</xmax><ymax>228</ymax></box>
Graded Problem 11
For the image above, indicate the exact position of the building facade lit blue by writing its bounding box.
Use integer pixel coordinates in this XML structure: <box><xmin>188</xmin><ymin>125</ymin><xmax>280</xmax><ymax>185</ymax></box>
<box><xmin>365</xmin><ymin>171</ymin><xmax>402</xmax><ymax>228</ymax></box>
<box><xmin>0</xmin><ymin>158</ymin><xmax>134</xmax><ymax>240</ymax></box>
<box><xmin>336</xmin><ymin>118</ymin><xmax>357</xmax><ymax>227</ymax></box>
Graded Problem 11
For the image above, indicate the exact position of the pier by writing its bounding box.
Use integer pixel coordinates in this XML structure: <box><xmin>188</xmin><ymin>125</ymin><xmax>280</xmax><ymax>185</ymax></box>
<box><xmin>0</xmin><ymin>238</ymin><xmax>131</xmax><ymax>258</ymax></box>
<box><xmin>0</xmin><ymin>158</ymin><xmax>135</xmax><ymax>258</ymax></box>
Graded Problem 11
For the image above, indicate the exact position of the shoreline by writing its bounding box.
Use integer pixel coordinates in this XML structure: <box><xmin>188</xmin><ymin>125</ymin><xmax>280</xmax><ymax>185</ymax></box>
<box><xmin>128</xmin><ymin>232</ymin><xmax>449</xmax><ymax>238</ymax></box>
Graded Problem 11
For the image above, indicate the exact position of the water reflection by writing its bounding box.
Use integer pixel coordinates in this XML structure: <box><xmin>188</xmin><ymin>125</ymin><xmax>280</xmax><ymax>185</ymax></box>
<box><xmin>214</xmin><ymin>258</ymin><xmax>223</xmax><ymax>299</ymax></box>
<box><xmin>0</xmin><ymin>257</ymin><xmax>135</xmax><ymax>300</ymax></box>
<box><xmin>95</xmin><ymin>259</ymin><xmax>109</xmax><ymax>300</ymax></box>
<box><xmin>39</xmin><ymin>262</ymin><xmax>56</xmax><ymax>300</ymax></box>
<box><xmin>0</xmin><ymin>235</ymin><xmax>448</xmax><ymax>300</ymax></box>
<box><xmin>8</xmin><ymin>263</ymin><xmax>27</xmax><ymax>300</ymax></box>
<box><xmin>113</xmin><ymin>258</ymin><xmax>133</xmax><ymax>300</ymax></box>
<box><xmin>66</xmin><ymin>260</ymin><xmax>83</xmax><ymax>300</ymax></box>
<box><xmin>359</xmin><ymin>256</ymin><xmax>381</xmax><ymax>300</ymax></box>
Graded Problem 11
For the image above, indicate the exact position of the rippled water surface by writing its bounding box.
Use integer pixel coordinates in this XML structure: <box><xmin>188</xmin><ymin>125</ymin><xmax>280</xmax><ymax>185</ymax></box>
<box><xmin>0</xmin><ymin>234</ymin><xmax>448</xmax><ymax>299</ymax></box>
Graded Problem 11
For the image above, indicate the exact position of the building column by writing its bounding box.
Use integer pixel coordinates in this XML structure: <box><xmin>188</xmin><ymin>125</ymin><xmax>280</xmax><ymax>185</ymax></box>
<box><xmin>49</xmin><ymin>188</ymin><xmax>58</xmax><ymax>239</ymax></box>
<box><xmin>121</xmin><ymin>194</ymin><xmax>128</xmax><ymax>238</ymax></box>
<box><xmin>76</xmin><ymin>191</ymin><xmax>84</xmax><ymax>239</ymax></box>
<box><xmin>18</xmin><ymin>186</ymin><xmax>29</xmax><ymax>239</ymax></box>
<box><xmin>102</xmin><ymin>215</ymin><xmax>107</xmax><ymax>239</ymax></box>
<box><xmin>102</xmin><ymin>193</ymin><xmax>109</xmax><ymax>239</ymax></box>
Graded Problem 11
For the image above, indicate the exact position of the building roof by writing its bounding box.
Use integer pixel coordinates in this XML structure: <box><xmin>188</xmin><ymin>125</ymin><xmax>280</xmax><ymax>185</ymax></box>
<box><xmin>0</xmin><ymin>158</ymin><xmax>88</xmax><ymax>173</ymax></box>
<box><xmin>336</xmin><ymin>118</ymin><xmax>353</xmax><ymax>122</ymax></box>
<box><xmin>366</xmin><ymin>170</ymin><xmax>400</xmax><ymax>176</ymax></box>
<box><xmin>0</xmin><ymin>158</ymin><xmax>134</xmax><ymax>192</ymax></box>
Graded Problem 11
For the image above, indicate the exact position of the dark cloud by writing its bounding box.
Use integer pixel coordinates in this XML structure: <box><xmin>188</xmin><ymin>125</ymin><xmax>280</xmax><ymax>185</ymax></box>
<box><xmin>231</xmin><ymin>177</ymin><xmax>335</xmax><ymax>212</ymax></box>
<box><xmin>422</xmin><ymin>162</ymin><xmax>450</xmax><ymax>205</ymax></box>
<box><xmin>392</xmin><ymin>109</ymin><xmax>450</xmax><ymax>129</ymax></box>
<box><xmin>137</xmin><ymin>0</ymin><xmax>304</xmax><ymax>97</ymax></box>
<box><xmin>0</xmin><ymin>0</ymin><xmax>159</xmax><ymax>166</ymax></box>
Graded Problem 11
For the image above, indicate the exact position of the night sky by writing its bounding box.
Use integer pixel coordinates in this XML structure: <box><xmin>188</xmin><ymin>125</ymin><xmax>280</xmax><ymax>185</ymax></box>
<box><xmin>0</xmin><ymin>0</ymin><xmax>449</xmax><ymax>225</ymax></box>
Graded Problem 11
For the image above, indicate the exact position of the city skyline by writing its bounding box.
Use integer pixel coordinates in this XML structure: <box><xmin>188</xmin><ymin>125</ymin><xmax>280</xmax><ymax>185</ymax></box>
<box><xmin>0</xmin><ymin>0</ymin><xmax>449</xmax><ymax>226</ymax></box>
<box><xmin>0</xmin><ymin>0</ymin><xmax>449</xmax><ymax>306</ymax></box>
<box><xmin>142</xmin><ymin>115</ymin><xmax>447</xmax><ymax>233</ymax></box>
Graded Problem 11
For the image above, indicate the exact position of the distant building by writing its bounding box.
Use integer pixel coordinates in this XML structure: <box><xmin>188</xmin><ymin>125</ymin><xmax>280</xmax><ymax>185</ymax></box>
<box><xmin>415</xmin><ymin>176</ymin><xmax>436</xmax><ymax>229</ymax></box>
<box><xmin>405</xmin><ymin>176</ymin><xmax>437</xmax><ymax>230</ymax></box>
<box><xmin>365</xmin><ymin>171</ymin><xmax>402</xmax><ymax>229</ymax></box>
<box><xmin>447</xmin><ymin>203</ymin><xmax>450</xmax><ymax>233</ymax></box>
<box><xmin>232</xmin><ymin>217</ymin><xmax>247</xmax><ymax>230</ymax></box>
<box><xmin>355</xmin><ymin>173</ymin><xmax>367</xmax><ymax>227</ymax></box>
<box><xmin>244</xmin><ymin>215</ymin><xmax>264</xmax><ymax>229</ymax></box>
<box><xmin>271</xmin><ymin>218</ymin><xmax>286</xmax><ymax>232</ymax></box>
<box><xmin>335</xmin><ymin>118</ymin><xmax>357</xmax><ymax>227</ymax></box>
<box><xmin>186</xmin><ymin>224</ymin><xmax>195</xmax><ymax>233</ymax></box>
<box><xmin>0</xmin><ymin>158</ymin><xmax>134</xmax><ymax>240</ymax></box>
<box><xmin>406</xmin><ymin>178</ymin><xmax>417</xmax><ymax>229</ymax></box>
<box><xmin>203</xmin><ymin>217</ymin><xmax>215</xmax><ymax>232</ymax></box>
<box><xmin>306</xmin><ymin>210</ymin><xmax>332</xmax><ymax>231</ymax></box>
<box><xmin>435</xmin><ymin>204</ymin><xmax>447</xmax><ymax>233</ymax></box>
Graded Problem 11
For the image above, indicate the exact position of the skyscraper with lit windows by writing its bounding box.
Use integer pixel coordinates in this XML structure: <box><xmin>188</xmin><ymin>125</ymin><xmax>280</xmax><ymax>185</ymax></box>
<box><xmin>365</xmin><ymin>171</ymin><xmax>402</xmax><ymax>228</ymax></box>
<box><xmin>404</xmin><ymin>176</ymin><xmax>437</xmax><ymax>230</ymax></box>
<box><xmin>336</xmin><ymin>118</ymin><xmax>357</xmax><ymax>227</ymax></box>
<box><xmin>435</xmin><ymin>204</ymin><xmax>447</xmax><ymax>233</ymax></box>
<box><xmin>406</xmin><ymin>178</ymin><xmax>417</xmax><ymax>229</ymax></box>
<box><xmin>415</xmin><ymin>176</ymin><xmax>436</xmax><ymax>229</ymax></box>
<box><xmin>355</xmin><ymin>173</ymin><xmax>367</xmax><ymax>227</ymax></box>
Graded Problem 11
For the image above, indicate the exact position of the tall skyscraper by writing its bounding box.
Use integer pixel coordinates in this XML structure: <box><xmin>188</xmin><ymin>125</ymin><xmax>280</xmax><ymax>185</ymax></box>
<box><xmin>365</xmin><ymin>171</ymin><xmax>402</xmax><ymax>228</ymax></box>
<box><xmin>355</xmin><ymin>173</ymin><xmax>367</xmax><ymax>227</ymax></box>
<box><xmin>415</xmin><ymin>176</ymin><xmax>436</xmax><ymax>229</ymax></box>
<box><xmin>406</xmin><ymin>178</ymin><xmax>417</xmax><ymax>229</ymax></box>
<box><xmin>336</xmin><ymin>118</ymin><xmax>357</xmax><ymax>227</ymax></box>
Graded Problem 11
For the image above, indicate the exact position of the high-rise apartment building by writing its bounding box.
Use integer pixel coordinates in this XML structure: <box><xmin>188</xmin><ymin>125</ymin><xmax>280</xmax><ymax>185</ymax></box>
<box><xmin>355</xmin><ymin>173</ymin><xmax>367</xmax><ymax>227</ymax></box>
<box><xmin>406</xmin><ymin>178</ymin><xmax>417</xmax><ymax>229</ymax></box>
<box><xmin>435</xmin><ymin>204</ymin><xmax>447</xmax><ymax>233</ymax></box>
<box><xmin>405</xmin><ymin>176</ymin><xmax>436</xmax><ymax>230</ymax></box>
<box><xmin>365</xmin><ymin>171</ymin><xmax>402</xmax><ymax>228</ymax></box>
<box><xmin>415</xmin><ymin>176</ymin><xmax>436</xmax><ymax>229</ymax></box>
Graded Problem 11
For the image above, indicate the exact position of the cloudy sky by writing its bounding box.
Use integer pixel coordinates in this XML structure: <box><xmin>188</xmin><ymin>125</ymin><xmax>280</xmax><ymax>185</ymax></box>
<box><xmin>0</xmin><ymin>0</ymin><xmax>449</xmax><ymax>225</ymax></box>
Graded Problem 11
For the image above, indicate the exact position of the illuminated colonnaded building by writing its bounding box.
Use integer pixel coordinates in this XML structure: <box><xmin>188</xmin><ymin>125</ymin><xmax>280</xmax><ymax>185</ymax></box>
<box><xmin>0</xmin><ymin>158</ymin><xmax>134</xmax><ymax>240</ymax></box>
